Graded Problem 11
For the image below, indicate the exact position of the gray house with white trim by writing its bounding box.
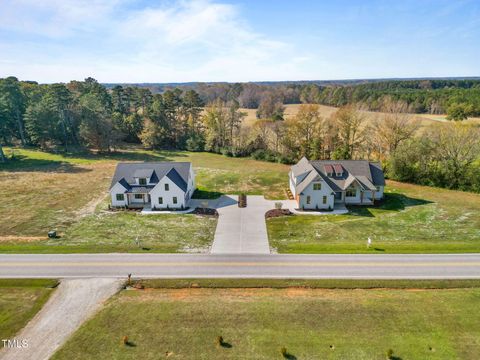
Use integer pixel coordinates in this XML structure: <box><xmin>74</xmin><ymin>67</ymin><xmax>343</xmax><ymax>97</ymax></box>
<box><xmin>289</xmin><ymin>157</ymin><xmax>385</xmax><ymax>210</ymax></box>
<box><xmin>109</xmin><ymin>162</ymin><xmax>195</xmax><ymax>209</ymax></box>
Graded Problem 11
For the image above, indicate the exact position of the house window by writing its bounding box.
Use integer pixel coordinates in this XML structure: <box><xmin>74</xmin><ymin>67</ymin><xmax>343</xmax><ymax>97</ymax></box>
<box><xmin>116</xmin><ymin>194</ymin><xmax>124</xmax><ymax>201</ymax></box>
<box><xmin>134</xmin><ymin>194</ymin><xmax>143</xmax><ymax>199</ymax></box>
<box><xmin>336</xmin><ymin>172</ymin><xmax>342</xmax><ymax>177</ymax></box>
<box><xmin>313</xmin><ymin>183</ymin><xmax>322</xmax><ymax>191</ymax></box>
<box><xmin>165</xmin><ymin>183</ymin><xmax>169</xmax><ymax>191</ymax></box>
<box><xmin>158</xmin><ymin>197</ymin><xmax>163</xmax><ymax>204</ymax></box>
<box><xmin>306</xmin><ymin>196</ymin><xmax>311</xmax><ymax>205</ymax></box>
<box><xmin>139</xmin><ymin>178</ymin><xmax>147</xmax><ymax>185</ymax></box>
<box><xmin>346</xmin><ymin>188</ymin><xmax>356</xmax><ymax>197</ymax></box>
<box><xmin>173</xmin><ymin>197</ymin><xmax>178</xmax><ymax>204</ymax></box>
<box><xmin>323</xmin><ymin>196</ymin><xmax>327</xmax><ymax>204</ymax></box>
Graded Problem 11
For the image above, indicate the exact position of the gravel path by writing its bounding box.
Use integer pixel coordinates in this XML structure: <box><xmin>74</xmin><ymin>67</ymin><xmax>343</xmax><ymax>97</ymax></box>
<box><xmin>0</xmin><ymin>278</ymin><xmax>123</xmax><ymax>360</ymax></box>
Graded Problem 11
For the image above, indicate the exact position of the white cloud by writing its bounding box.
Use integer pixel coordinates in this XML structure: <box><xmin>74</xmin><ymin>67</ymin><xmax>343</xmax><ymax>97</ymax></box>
<box><xmin>0</xmin><ymin>0</ymin><xmax>314</xmax><ymax>82</ymax></box>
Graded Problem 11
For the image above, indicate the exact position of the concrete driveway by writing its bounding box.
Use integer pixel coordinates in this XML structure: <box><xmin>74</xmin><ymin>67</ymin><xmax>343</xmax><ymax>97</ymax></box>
<box><xmin>210</xmin><ymin>195</ymin><xmax>272</xmax><ymax>254</ymax></box>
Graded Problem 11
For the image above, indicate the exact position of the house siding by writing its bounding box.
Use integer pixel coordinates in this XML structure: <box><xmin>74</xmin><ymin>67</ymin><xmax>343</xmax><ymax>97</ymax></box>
<box><xmin>110</xmin><ymin>182</ymin><xmax>128</xmax><ymax>207</ymax></box>
<box><xmin>298</xmin><ymin>180</ymin><xmax>334</xmax><ymax>210</ymax></box>
<box><xmin>150</xmin><ymin>176</ymin><xmax>187</xmax><ymax>209</ymax></box>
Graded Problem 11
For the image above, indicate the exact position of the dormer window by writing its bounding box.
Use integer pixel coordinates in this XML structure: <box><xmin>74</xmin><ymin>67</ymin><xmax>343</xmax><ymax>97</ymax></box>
<box><xmin>333</xmin><ymin>164</ymin><xmax>343</xmax><ymax>177</ymax></box>
<box><xmin>324</xmin><ymin>164</ymin><xmax>334</xmax><ymax>177</ymax></box>
<box><xmin>139</xmin><ymin>178</ymin><xmax>147</xmax><ymax>185</ymax></box>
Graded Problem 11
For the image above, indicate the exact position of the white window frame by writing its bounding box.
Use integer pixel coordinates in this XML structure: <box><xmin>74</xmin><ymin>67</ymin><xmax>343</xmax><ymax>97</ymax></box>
<box><xmin>139</xmin><ymin>178</ymin><xmax>147</xmax><ymax>185</ymax></box>
<box><xmin>165</xmin><ymin>183</ymin><xmax>169</xmax><ymax>191</ymax></box>
<box><xmin>306</xmin><ymin>196</ymin><xmax>311</xmax><ymax>205</ymax></box>
<box><xmin>134</xmin><ymin>194</ymin><xmax>143</xmax><ymax>200</ymax></box>
<box><xmin>313</xmin><ymin>183</ymin><xmax>321</xmax><ymax>191</ymax></box>
<box><xmin>158</xmin><ymin>197</ymin><xmax>163</xmax><ymax>204</ymax></box>
<box><xmin>116</xmin><ymin>194</ymin><xmax>124</xmax><ymax>201</ymax></box>
<box><xmin>173</xmin><ymin>196</ymin><xmax>178</xmax><ymax>204</ymax></box>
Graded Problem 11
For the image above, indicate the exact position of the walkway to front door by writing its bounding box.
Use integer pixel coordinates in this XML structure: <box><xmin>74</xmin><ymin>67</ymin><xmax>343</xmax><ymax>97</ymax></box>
<box><xmin>209</xmin><ymin>195</ymin><xmax>271</xmax><ymax>254</ymax></box>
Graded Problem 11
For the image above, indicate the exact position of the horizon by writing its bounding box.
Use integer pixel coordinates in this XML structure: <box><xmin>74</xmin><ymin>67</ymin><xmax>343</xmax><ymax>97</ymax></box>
<box><xmin>5</xmin><ymin>75</ymin><xmax>480</xmax><ymax>86</ymax></box>
<box><xmin>1</xmin><ymin>0</ymin><xmax>479</xmax><ymax>83</ymax></box>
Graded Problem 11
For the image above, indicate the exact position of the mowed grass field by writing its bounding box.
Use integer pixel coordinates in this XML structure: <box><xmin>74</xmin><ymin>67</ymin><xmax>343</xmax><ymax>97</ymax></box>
<box><xmin>2</xmin><ymin>147</ymin><xmax>480</xmax><ymax>253</ymax></box>
<box><xmin>268</xmin><ymin>180</ymin><xmax>480</xmax><ymax>253</ymax></box>
<box><xmin>0</xmin><ymin>279</ymin><xmax>57</xmax><ymax>340</ymax></box>
<box><xmin>0</xmin><ymin>147</ymin><xmax>288</xmax><ymax>253</ymax></box>
<box><xmin>52</xmin><ymin>283</ymin><xmax>480</xmax><ymax>360</ymax></box>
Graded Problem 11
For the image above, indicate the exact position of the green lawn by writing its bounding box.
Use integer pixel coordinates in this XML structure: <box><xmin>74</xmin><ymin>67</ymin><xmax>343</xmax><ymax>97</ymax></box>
<box><xmin>0</xmin><ymin>206</ymin><xmax>217</xmax><ymax>253</ymax></box>
<box><xmin>268</xmin><ymin>181</ymin><xmax>480</xmax><ymax>253</ymax></box>
<box><xmin>0</xmin><ymin>279</ymin><xmax>57</xmax><ymax>340</ymax></box>
<box><xmin>0</xmin><ymin>147</ymin><xmax>287</xmax><ymax>253</ymax></box>
<box><xmin>52</xmin><ymin>283</ymin><xmax>480</xmax><ymax>360</ymax></box>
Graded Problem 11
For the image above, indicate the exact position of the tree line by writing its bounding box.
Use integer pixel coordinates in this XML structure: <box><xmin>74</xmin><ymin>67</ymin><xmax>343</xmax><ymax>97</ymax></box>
<box><xmin>1</xmin><ymin>76</ymin><xmax>480</xmax><ymax>193</ymax></box>
<box><xmin>120</xmin><ymin>79</ymin><xmax>480</xmax><ymax>120</ymax></box>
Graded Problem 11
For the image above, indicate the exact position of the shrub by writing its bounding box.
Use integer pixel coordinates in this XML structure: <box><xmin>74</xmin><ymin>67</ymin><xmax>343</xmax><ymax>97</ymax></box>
<box><xmin>122</xmin><ymin>336</ymin><xmax>128</xmax><ymax>345</ymax></box>
<box><xmin>280</xmin><ymin>347</ymin><xmax>288</xmax><ymax>358</ymax></box>
<box><xmin>386</xmin><ymin>349</ymin><xmax>394</xmax><ymax>359</ymax></box>
<box><xmin>275</xmin><ymin>202</ymin><xmax>283</xmax><ymax>210</ymax></box>
<box><xmin>216</xmin><ymin>336</ymin><xmax>223</xmax><ymax>347</ymax></box>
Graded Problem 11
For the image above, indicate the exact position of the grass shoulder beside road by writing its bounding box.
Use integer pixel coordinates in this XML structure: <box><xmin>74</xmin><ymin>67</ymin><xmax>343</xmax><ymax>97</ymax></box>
<box><xmin>0</xmin><ymin>279</ymin><xmax>57</xmax><ymax>340</ymax></box>
<box><xmin>53</xmin><ymin>279</ymin><xmax>480</xmax><ymax>360</ymax></box>
<box><xmin>136</xmin><ymin>278</ymin><xmax>480</xmax><ymax>289</ymax></box>
<box><xmin>268</xmin><ymin>180</ymin><xmax>480</xmax><ymax>253</ymax></box>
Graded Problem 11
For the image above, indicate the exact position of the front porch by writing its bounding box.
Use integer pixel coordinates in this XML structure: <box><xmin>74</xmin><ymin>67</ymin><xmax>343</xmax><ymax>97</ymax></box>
<box><xmin>290</xmin><ymin>203</ymin><xmax>349</xmax><ymax>215</ymax></box>
<box><xmin>126</xmin><ymin>193</ymin><xmax>151</xmax><ymax>208</ymax></box>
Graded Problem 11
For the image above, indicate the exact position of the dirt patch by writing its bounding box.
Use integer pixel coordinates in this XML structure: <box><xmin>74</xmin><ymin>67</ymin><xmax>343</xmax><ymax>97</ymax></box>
<box><xmin>0</xmin><ymin>235</ymin><xmax>47</xmax><ymax>243</ymax></box>
<box><xmin>75</xmin><ymin>192</ymin><xmax>108</xmax><ymax>218</ymax></box>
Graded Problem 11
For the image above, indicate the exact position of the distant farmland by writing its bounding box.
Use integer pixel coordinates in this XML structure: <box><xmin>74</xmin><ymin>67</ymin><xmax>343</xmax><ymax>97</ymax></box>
<box><xmin>241</xmin><ymin>104</ymin><xmax>480</xmax><ymax>129</ymax></box>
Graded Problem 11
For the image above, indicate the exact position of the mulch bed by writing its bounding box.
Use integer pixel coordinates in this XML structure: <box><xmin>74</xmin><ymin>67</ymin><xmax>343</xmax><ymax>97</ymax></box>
<box><xmin>193</xmin><ymin>207</ymin><xmax>219</xmax><ymax>217</ymax></box>
<box><xmin>265</xmin><ymin>209</ymin><xmax>293</xmax><ymax>219</ymax></box>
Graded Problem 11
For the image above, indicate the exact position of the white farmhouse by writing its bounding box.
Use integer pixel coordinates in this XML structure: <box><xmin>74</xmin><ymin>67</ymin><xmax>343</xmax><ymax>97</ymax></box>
<box><xmin>109</xmin><ymin>162</ymin><xmax>195</xmax><ymax>210</ymax></box>
<box><xmin>289</xmin><ymin>157</ymin><xmax>385</xmax><ymax>210</ymax></box>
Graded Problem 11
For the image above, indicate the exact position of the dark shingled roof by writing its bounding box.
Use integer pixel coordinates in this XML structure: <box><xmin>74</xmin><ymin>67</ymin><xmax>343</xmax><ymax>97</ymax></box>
<box><xmin>110</xmin><ymin>162</ymin><xmax>192</xmax><ymax>192</ymax></box>
<box><xmin>310</xmin><ymin>160</ymin><xmax>385</xmax><ymax>188</ymax></box>
<box><xmin>292</xmin><ymin>159</ymin><xmax>385</xmax><ymax>194</ymax></box>
<box><xmin>166</xmin><ymin>168</ymin><xmax>187</xmax><ymax>192</ymax></box>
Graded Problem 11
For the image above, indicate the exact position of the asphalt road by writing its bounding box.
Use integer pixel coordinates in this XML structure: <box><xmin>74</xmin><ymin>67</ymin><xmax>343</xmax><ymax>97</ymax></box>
<box><xmin>1</xmin><ymin>253</ymin><xmax>480</xmax><ymax>279</ymax></box>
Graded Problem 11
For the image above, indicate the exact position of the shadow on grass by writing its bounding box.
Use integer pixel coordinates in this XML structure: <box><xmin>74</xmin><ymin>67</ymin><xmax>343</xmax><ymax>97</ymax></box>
<box><xmin>0</xmin><ymin>156</ymin><xmax>92</xmax><ymax>173</ymax></box>
<box><xmin>0</xmin><ymin>148</ymin><xmax>188</xmax><ymax>173</ymax></box>
<box><xmin>348</xmin><ymin>193</ymin><xmax>433</xmax><ymax>218</ymax></box>
<box><xmin>283</xmin><ymin>353</ymin><xmax>297</xmax><ymax>360</ymax></box>
<box><xmin>192</xmin><ymin>189</ymin><xmax>223</xmax><ymax>200</ymax></box>
<box><xmin>220</xmin><ymin>342</ymin><xmax>232</xmax><ymax>349</ymax></box>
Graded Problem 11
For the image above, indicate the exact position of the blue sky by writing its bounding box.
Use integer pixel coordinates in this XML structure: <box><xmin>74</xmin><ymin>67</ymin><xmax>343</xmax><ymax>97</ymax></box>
<box><xmin>0</xmin><ymin>0</ymin><xmax>478</xmax><ymax>83</ymax></box>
